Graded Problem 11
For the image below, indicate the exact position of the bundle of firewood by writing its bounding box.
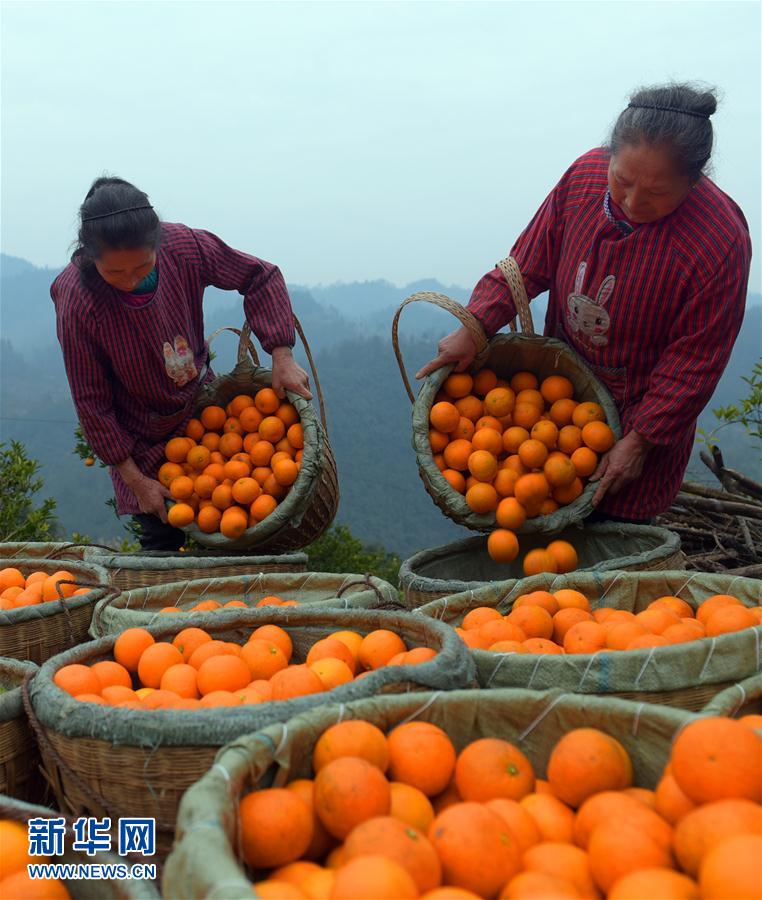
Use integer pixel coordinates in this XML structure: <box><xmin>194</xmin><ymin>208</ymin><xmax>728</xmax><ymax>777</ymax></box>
<box><xmin>655</xmin><ymin>446</ymin><xmax>762</xmax><ymax>577</ymax></box>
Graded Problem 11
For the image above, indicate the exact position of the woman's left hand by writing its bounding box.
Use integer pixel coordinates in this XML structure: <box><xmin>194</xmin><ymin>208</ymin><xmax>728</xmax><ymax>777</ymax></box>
<box><xmin>590</xmin><ymin>429</ymin><xmax>653</xmax><ymax>506</ymax></box>
<box><xmin>271</xmin><ymin>346</ymin><xmax>312</xmax><ymax>400</ymax></box>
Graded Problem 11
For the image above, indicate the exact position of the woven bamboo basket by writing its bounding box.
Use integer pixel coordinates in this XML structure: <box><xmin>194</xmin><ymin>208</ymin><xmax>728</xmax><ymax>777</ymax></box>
<box><xmin>0</xmin><ymin>657</ymin><xmax>39</xmax><ymax>800</ymax></box>
<box><xmin>163</xmin><ymin>688</ymin><xmax>691</xmax><ymax>898</ymax></box>
<box><xmin>0</xmin><ymin>541</ymin><xmax>87</xmax><ymax>561</ymax></box>
<box><xmin>0</xmin><ymin>793</ymin><xmax>159</xmax><ymax>898</ymax></box>
<box><xmin>82</xmin><ymin>546</ymin><xmax>307</xmax><ymax>592</ymax></box>
<box><xmin>702</xmin><ymin>672</ymin><xmax>762</xmax><ymax>720</ymax></box>
<box><xmin>0</xmin><ymin>558</ymin><xmax>112</xmax><ymax>663</ymax></box>
<box><xmin>399</xmin><ymin>523</ymin><xmax>683</xmax><ymax>607</ymax></box>
<box><xmin>415</xmin><ymin>570</ymin><xmax>762</xmax><ymax>710</ymax></box>
<box><xmin>27</xmin><ymin>607</ymin><xmax>474</xmax><ymax>857</ymax></box>
<box><xmin>392</xmin><ymin>256</ymin><xmax>621</xmax><ymax>535</ymax></box>
<box><xmin>173</xmin><ymin>320</ymin><xmax>338</xmax><ymax>552</ymax></box>
<box><xmin>90</xmin><ymin>570</ymin><xmax>402</xmax><ymax>638</ymax></box>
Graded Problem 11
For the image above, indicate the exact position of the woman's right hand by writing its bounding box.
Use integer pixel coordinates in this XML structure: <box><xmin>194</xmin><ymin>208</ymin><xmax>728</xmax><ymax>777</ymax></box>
<box><xmin>132</xmin><ymin>476</ymin><xmax>173</xmax><ymax>523</ymax></box>
<box><xmin>415</xmin><ymin>326</ymin><xmax>479</xmax><ymax>380</ymax></box>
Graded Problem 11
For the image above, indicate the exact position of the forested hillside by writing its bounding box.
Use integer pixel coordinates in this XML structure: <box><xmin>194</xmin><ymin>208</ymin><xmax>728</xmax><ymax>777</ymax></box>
<box><xmin>1</xmin><ymin>253</ymin><xmax>759</xmax><ymax>554</ymax></box>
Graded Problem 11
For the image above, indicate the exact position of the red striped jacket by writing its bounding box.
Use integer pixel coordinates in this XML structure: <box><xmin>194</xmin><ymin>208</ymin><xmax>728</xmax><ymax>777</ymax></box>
<box><xmin>468</xmin><ymin>148</ymin><xmax>751</xmax><ymax>519</ymax></box>
<box><xmin>52</xmin><ymin>223</ymin><xmax>295</xmax><ymax>514</ymax></box>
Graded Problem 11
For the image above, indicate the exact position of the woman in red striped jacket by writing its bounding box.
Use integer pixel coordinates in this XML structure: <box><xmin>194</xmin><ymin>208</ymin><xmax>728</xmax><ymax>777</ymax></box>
<box><xmin>52</xmin><ymin>177</ymin><xmax>310</xmax><ymax>550</ymax></box>
<box><xmin>418</xmin><ymin>83</ymin><xmax>752</xmax><ymax>524</ymax></box>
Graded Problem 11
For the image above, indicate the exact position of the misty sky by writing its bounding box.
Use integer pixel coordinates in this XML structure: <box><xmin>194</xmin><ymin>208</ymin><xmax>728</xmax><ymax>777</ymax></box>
<box><xmin>1</xmin><ymin>1</ymin><xmax>760</xmax><ymax>295</ymax></box>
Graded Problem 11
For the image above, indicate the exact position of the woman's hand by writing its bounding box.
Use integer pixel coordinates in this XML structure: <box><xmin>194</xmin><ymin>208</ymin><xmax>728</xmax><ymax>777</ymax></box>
<box><xmin>116</xmin><ymin>457</ymin><xmax>172</xmax><ymax>523</ymax></box>
<box><xmin>132</xmin><ymin>477</ymin><xmax>173</xmax><ymax>523</ymax></box>
<box><xmin>590</xmin><ymin>429</ymin><xmax>653</xmax><ymax>506</ymax></box>
<box><xmin>416</xmin><ymin>326</ymin><xmax>478</xmax><ymax>380</ymax></box>
<box><xmin>271</xmin><ymin>346</ymin><xmax>312</xmax><ymax>400</ymax></box>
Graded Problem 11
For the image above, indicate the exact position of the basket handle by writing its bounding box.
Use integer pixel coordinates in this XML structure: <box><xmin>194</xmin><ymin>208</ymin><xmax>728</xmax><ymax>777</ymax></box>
<box><xmin>392</xmin><ymin>292</ymin><xmax>489</xmax><ymax>404</ymax></box>
<box><xmin>496</xmin><ymin>256</ymin><xmax>535</xmax><ymax>336</ymax></box>
<box><xmin>206</xmin><ymin>325</ymin><xmax>261</xmax><ymax>366</ymax></box>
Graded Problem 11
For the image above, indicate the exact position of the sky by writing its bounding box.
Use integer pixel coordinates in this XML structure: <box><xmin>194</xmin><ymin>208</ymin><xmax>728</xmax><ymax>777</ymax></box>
<box><xmin>1</xmin><ymin>0</ymin><xmax>760</xmax><ymax>294</ymax></box>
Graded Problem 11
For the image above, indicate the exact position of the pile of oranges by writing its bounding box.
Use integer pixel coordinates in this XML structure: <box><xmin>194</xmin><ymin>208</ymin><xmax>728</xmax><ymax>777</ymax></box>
<box><xmin>159</xmin><ymin>389</ymin><xmax>304</xmax><ymax>539</ymax></box>
<box><xmin>235</xmin><ymin>712</ymin><xmax>762</xmax><ymax>899</ymax></box>
<box><xmin>0</xmin><ymin>820</ymin><xmax>69</xmax><ymax>899</ymax></box>
<box><xmin>428</xmin><ymin>369</ymin><xmax>615</xmax><ymax>565</ymax></box>
<box><xmin>0</xmin><ymin>567</ymin><xmax>90</xmax><ymax>611</ymax></box>
<box><xmin>454</xmin><ymin>589</ymin><xmax>762</xmax><ymax>656</ymax></box>
<box><xmin>153</xmin><ymin>594</ymin><xmax>300</xmax><ymax>615</ymax></box>
<box><xmin>52</xmin><ymin>625</ymin><xmax>437</xmax><ymax>710</ymax></box>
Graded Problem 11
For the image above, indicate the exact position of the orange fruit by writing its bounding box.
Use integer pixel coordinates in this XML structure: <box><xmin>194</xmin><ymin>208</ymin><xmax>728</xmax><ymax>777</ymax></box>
<box><xmin>167</xmin><ymin>502</ymin><xmax>194</xmax><ymax>528</ymax></box>
<box><xmin>552</xmin><ymin>477</ymin><xmax>584</xmax><ymax>506</ymax></box>
<box><xmin>390</xmin><ymin>782</ymin><xmax>436</xmax><ymax>835</ymax></box>
<box><xmin>563</xmin><ymin>620</ymin><xmax>607</xmax><ymax>654</ymax></box>
<box><xmin>273</xmin><ymin>458</ymin><xmax>299</xmax><ymax>487</ymax></box>
<box><xmin>698</xmin><ymin>832</ymin><xmax>762</xmax><ymax>900</ymax></box>
<box><xmin>194</xmin><ymin>473</ymin><xmax>217</xmax><ymax>500</ymax></box>
<box><xmin>558</xmin><ymin>425</ymin><xmax>584</xmax><ymax>455</ymax></box>
<box><xmin>201</xmin><ymin>432</ymin><xmax>221</xmax><ymax>452</ymax></box>
<box><xmin>238</xmin><ymin>406</ymin><xmax>264</xmax><ymax>434</ymax></box>
<box><xmin>428</xmin><ymin>803</ymin><xmax>521</xmax><ymax>897</ymax></box>
<box><xmin>484</xmin><ymin>387</ymin><xmax>515</xmax><ymax>417</ymax></box>
<box><xmin>196</xmin><ymin>654</ymin><xmax>251</xmax><ymax>695</ymax></box>
<box><xmin>501</xmin><ymin>870</ymin><xmax>579</xmax><ymax>898</ymax></box>
<box><xmin>554</xmin><ymin>589</ymin><xmax>591</xmax><ymax>612</ymax></box>
<box><xmin>502</xmin><ymin>426</ymin><xmax>530</xmax><ymax>454</ymax></box>
<box><xmin>330</xmin><ymin>855</ymin><xmax>418</xmax><ymax>899</ymax></box>
<box><xmin>0</xmin><ymin>869</ymin><xmax>70</xmax><ymax>899</ymax></box>
<box><xmin>250</xmin><ymin>494</ymin><xmax>278</xmax><ymax>522</ymax></box>
<box><xmin>696</xmin><ymin>594</ymin><xmax>743</xmax><ymax>625</ymax></box>
<box><xmin>137</xmin><ymin>642</ymin><xmax>183</xmax><ymax>688</ymax></box>
<box><xmin>608</xmin><ymin>868</ymin><xmax>700</xmax><ymax>899</ymax></box>
<box><xmin>90</xmin><ymin>660</ymin><xmax>132</xmax><ymax>691</ymax></box>
<box><xmin>455</xmin><ymin>738</ymin><xmax>534</xmax><ymax>802</ymax></box>
<box><xmin>359</xmin><ymin>630</ymin><xmax>407</xmax><ymax>670</ymax></box>
<box><xmin>673</xmin><ymin>799</ymin><xmax>762</xmax><ymax>876</ymax></box>
<box><xmin>514</xmin><ymin>591</ymin><xmax>559</xmax><ymax>616</ymax></box>
<box><xmin>572</xmin><ymin>402</ymin><xmax>605</xmax><ymax>428</ymax></box>
<box><xmin>552</xmin><ymin>608</ymin><xmax>593</xmax><ymax>644</ymax></box>
<box><xmin>574</xmin><ymin>790</ymin><xmax>672</xmax><ymax>851</ymax></box>
<box><xmin>252</xmin><ymin>387</ymin><xmax>278</xmax><ymax>414</ymax></box>
<box><xmin>158</xmin><ymin>461</ymin><xmax>184</xmax><ymax>488</ymax></box>
<box><xmin>240</xmin><ymin>640</ymin><xmax>288</xmax><ymax>680</ymax></box>
<box><xmin>239</xmin><ymin>787</ymin><xmax>313</xmax><ymax>869</ymax></box>
<box><xmin>165</xmin><ymin>436</ymin><xmax>193</xmax><ymax>463</ymax></box>
<box><xmin>476</xmin><ymin>415</ymin><xmax>504</xmax><ymax>433</ymax></box>
<box><xmin>540</xmin><ymin>375</ymin><xmax>574</xmax><ymax>404</ymax></box>
<box><xmin>512</xmin><ymin>402</ymin><xmax>542</xmax><ymax>430</ymax></box>
<box><xmin>514</xmin><ymin>473</ymin><xmax>550</xmax><ymax>508</ymax></box>
<box><xmin>430</xmin><ymin>402</ymin><xmax>461</xmax><ymax>434</ymax></box>
<box><xmin>546</xmin><ymin>540</ymin><xmax>578</xmax><ymax>574</ymax></box>
<box><xmin>196</xmin><ymin>506</ymin><xmax>222</xmax><ymax>534</ymax></box>
<box><xmin>508</xmin><ymin>605</ymin><xmax>553</xmax><ymax>640</ymax></box>
<box><xmin>344</xmin><ymin>816</ymin><xmax>442</xmax><ymax>893</ymax></box>
<box><xmin>220</xmin><ymin>506</ymin><xmax>248</xmax><ymax>540</ymax></box>
<box><xmin>169</xmin><ymin>475</ymin><xmax>194</xmax><ymax>501</ymax></box>
<box><xmin>230</xmin><ymin>477</ymin><xmax>260</xmax><ymax>505</ymax></box>
<box><xmin>655</xmin><ymin>770</ymin><xmax>697</xmax><ymax>825</ymax></box>
<box><xmin>549</xmin><ymin>398</ymin><xmax>578</xmax><ymax>428</ymax></box>
<box><xmin>258</xmin><ymin>416</ymin><xmax>286</xmax><ymax>444</ymax></box>
<box><xmin>442</xmin><ymin>469</ymin><xmax>467</xmax><ymax>493</ymax></box>
<box><xmin>114</xmin><ymin>628</ymin><xmax>155</xmax><ymax>673</ymax></box>
<box><xmin>455</xmin><ymin>395</ymin><xmax>484</xmax><ymax>422</ymax></box>
<box><xmin>522</xmin><ymin>548</ymin><xmax>558</xmax><ymax>576</ymax></box>
<box><xmin>530</xmin><ymin>420</ymin><xmax>559</xmax><ymax>449</ymax></box>
<box><xmin>522</xmin><ymin>841</ymin><xmax>598</xmax><ymax>898</ymax></box>
<box><xmin>671</xmin><ymin>717</ymin><xmax>762</xmax><ymax>804</ymax></box>
<box><xmin>270</xmin><ymin>665</ymin><xmax>325</xmax><ymax>700</ymax></box>
<box><xmin>430</xmin><ymin>429</ymin><xmax>450</xmax><ymax>453</ymax></box>
<box><xmin>159</xmin><ymin>663</ymin><xmax>199</xmax><ymax>699</ymax></box>
<box><xmin>442</xmin><ymin>439</ymin><xmax>472</xmax><ymax>471</ymax></box>
<box><xmin>487</xmin><ymin>529</ymin><xmax>519</xmax><ymax>564</ymax></box>
<box><xmin>467</xmin><ymin>450</ymin><xmax>498</xmax><ymax>483</ymax></box>
<box><xmin>582</xmin><ymin>421</ymin><xmax>615</xmax><ymax>452</ymax></box>
<box><xmin>606</xmin><ymin>621</ymin><xmax>648</xmax><ymax>650</ymax></box>
<box><xmin>705</xmin><ymin>604</ymin><xmax>758</xmax><ymax>636</ymax></box>
<box><xmin>588</xmin><ymin>820</ymin><xmax>673</xmax><ymax>893</ymax></box>
<box><xmin>313</xmin><ymin>720</ymin><xmax>389</xmax><ymax>773</ymax></box>
<box><xmin>517</xmin><ymin>439</ymin><xmax>548</xmax><ymax>469</ymax></box>
<box><xmin>223</xmin><ymin>458</ymin><xmax>251</xmax><ymax>481</ymax></box>
<box><xmin>473</xmin><ymin>369</ymin><xmax>498</xmax><ymax>396</ymax></box>
<box><xmin>515</xmin><ymin>388</ymin><xmax>544</xmax><ymax>409</ymax></box>
<box><xmin>250</xmin><ymin>440</ymin><xmax>276</xmax><ymax>467</ymax></box>
<box><xmin>510</xmin><ymin>371</ymin><xmax>538</xmax><ymax>392</ymax></box>
<box><xmin>465</xmin><ymin>482</ymin><xmax>498</xmax><ymax>514</ymax></box>
<box><xmin>570</xmin><ymin>446</ymin><xmax>598</xmax><ymax>476</ymax></box>
<box><xmin>520</xmin><ymin>793</ymin><xmax>575</xmax><ymax>844</ymax></box>
<box><xmin>200</xmin><ymin>405</ymin><xmax>227</xmax><ymax>430</ymax></box>
<box><xmin>496</xmin><ymin>497</ymin><xmax>526</xmax><ymax>530</ymax></box>
<box><xmin>649</xmin><ymin>596</ymin><xmax>695</xmax><ymax>618</ymax></box>
<box><xmin>388</xmin><ymin>722</ymin><xmax>456</xmax><ymax>797</ymax></box>
<box><xmin>172</xmin><ymin>627</ymin><xmax>212</xmax><ymax>662</ymax></box>
<box><xmin>54</xmin><ymin>664</ymin><xmax>101</xmax><ymax>697</ymax></box>
<box><xmin>471</xmin><ymin>427</ymin><xmax>503</xmax><ymax>456</ymax></box>
<box><xmin>314</xmin><ymin>756</ymin><xmax>391</xmax><ymax>839</ymax></box>
<box><xmin>547</xmin><ymin>728</ymin><xmax>633</xmax><ymax>807</ymax></box>
<box><xmin>186</xmin><ymin>444</ymin><xmax>211</xmax><ymax>471</ymax></box>
<box><xmin>461</xmin><ymin>607</ymin><xmax>502</xmax><ymax>630</ymax></box>
<box><xmin>443</xmin><ymin>374</ymin><xmax>474</xmax><ymax>399</ymax></box>
<box><xmin>485</xmin><ymin>798</ymin><xmax>540</xmax><ymax>854</ymax></box>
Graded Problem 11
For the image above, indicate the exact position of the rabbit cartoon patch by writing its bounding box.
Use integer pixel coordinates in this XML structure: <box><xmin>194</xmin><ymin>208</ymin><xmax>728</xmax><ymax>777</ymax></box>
<box><xmin>163</xmin><ymin>335</ymin><xmax>198</xmax><ymax>387</ymax></box>
<box><xmin>566</xmin><ymin>262</ymin><xmax>615</xmax><ymax>350</ymax></box>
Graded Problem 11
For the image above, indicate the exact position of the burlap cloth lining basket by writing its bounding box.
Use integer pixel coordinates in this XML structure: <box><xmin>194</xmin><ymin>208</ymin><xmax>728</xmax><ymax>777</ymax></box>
<box><xmin>0</xmin><ymin>657</ymin><xmax>39</xmax><ymax>800</ymax></box>
<box><xmin>0</xmin><ymin>541</ymin><xmax>87</xmax><ymax>561</ymax></box>
<box><xmin>415</xmin><ymin>570</ymin><xmax>762</xmax><ymax>710</ymax></box>
<box><xmin>82</xmin><ymin>546</ymin><xmax>308</xmax><ymax>592</ymax></box>
<box><xmin>399</xmin><ymin>522</ymin><xmax>683</xmax><ymax>608</ymax></box>
<box><xmin>27</xmin><ymin>607</ymin><xmax>475</xmax><ymax>857</ymax></box>
<box><xmin>702</xmin><ymin>672</ymin><xmax>762</xmax><ymax>720</ymax></box>
<box><xmin>0</xmin><ymin>557</ymin><xmax>112</xmax><ymax>663</ymax></box>
<box><xmin>0</xmin><ymin>793</ymin><xmax>159</xmax><ymax>898</ymax></box>
<box><xmin>174</xmin><ymin>321</ymin><xmax>339</xmax><ymax>552</ymax></box>
<box><xmin>163</xmin><ymin>688</ymin><xmax>691</xmax><ymax>899</ymax></box>
<box><xmin>89</xmin><ymin>571</ymin><xmax>402</xmax><ymax>638</ymax></box>
<box><xmin>392</xmin><ymin>256</ymin><xmax>621</xmax><ymax>535</ymax></box>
